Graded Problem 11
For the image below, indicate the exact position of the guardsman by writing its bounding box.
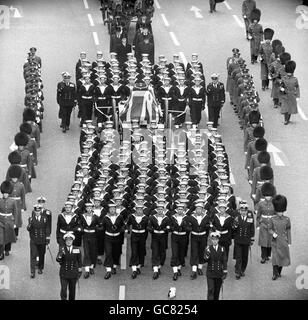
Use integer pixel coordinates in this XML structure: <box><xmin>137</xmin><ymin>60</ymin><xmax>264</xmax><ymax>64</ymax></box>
<box><xmin>206</xmin><ymin>73</ymin><xmax>225</xmax><ymax>128</ymax></box>
<box><xmin>188</xmin><ymin>76</ymin><xmax>206</xmax><ymax>127</ymax></box>
<box><xmin>80</xmin><ymin>202</ymin><xmax>99</xmax><ymax>278</ymax></box>
<box><xmin>0</xmin><ymin>181</ymin><xmax>18</xmax><ymax>260</ymax></box>
<box><xmin>248</xmin><ymin>9</ymin><xmax>263</xmax><ymax>64</ymax></box>
<box><xmin>169</xmin><ymin>204</ymin><xmax>191</xmax><ymax>280</ymax></box>
<box><xmin>20</xmin><ymin>123</ymin><xmax>38</xmax><ymax>167</ymax></box>
<box><xmin>279</xmin><ymin>60</ymin><xmax>300</xmax><ymax>125</ymax></box>
<box><xmin>56</xmin><ymin>232</ymin><xmax>82</xmax><ymax>300</ymax></box>
<box><xmin>57</xmin><ymin>72</ymin><xmax>77</xmax><ymax>132</ymax></box>
<box><xmin>7</xmin><ymin>151</ymin><xmax>32</xmax><ymax>194</ymax></box>
<box><xmin>242</xmin><ymin>0</ymin><xmax>257</xmax><ymax>39</ymax></box>
<box><xmin>100</xmin><ymin>203</ymin><xmax>125</xmax><ymax>279</ymax></box>
<box><xmin>204</xmin><ymin>232</ymin><xmax>228</xmax><ymax>300</ymax></box>
<box><xmin>269</xmin><ymin>195</ymin><xmax>291</xmax><ymax>280</ymax></box>
<box><xmin>259</xmin><ymin>28</ymin><xmax>274</xmax><ymax>90</ymax></box>
<box><xmin>256</xmin><ymin>183</ymin><xmax>276</xmax><ymax>263</ymax></box>
<box><xmin>27</xmin><ymin>203</ymin><xmax>51</xmax><ymax>278</ymax></box>
<box><xmin>14</xmin><ymin>132</ymin><xmax>34</xmax><ymax>183</ymax></box>
<box><xmin>188</xmin><ymin>202</ymin><xmax>211</xmax><ymax>279</ymax></box>
<box><xmin>7</xmin><ymin>165</ymin><xmax>26</xmax><ymax>239</ymax></box>
<box><xmin>23</xmin><ymin>108</ymin><xmax>41</xmax><ymax>148</ymax></box>
<box><xmin>148</xmin><ymin>203</ymin><xmax>171</xmax><ymax>279</ymax></box>
<box><xmin>232</xmin><ymin>200</ymin><xmax>255</xmax><ymax>279</ymax></box>
<box><xmin>126</xmin><ymin>205</ymin><xmax>149</xmax><ymax>278</ymax></box>
<box><xmin>251</xmin><ymin>151</ymin><xmax>271</xmax><ymax>196</ymax></box>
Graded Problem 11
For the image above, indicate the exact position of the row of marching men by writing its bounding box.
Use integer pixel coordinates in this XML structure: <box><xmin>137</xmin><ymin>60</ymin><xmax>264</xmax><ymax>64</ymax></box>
<box><xmin>56</xmin><ymin>116</ymin><xmax>258</xmax><ymax>292</ymax></box>
<box><xmin>245</xmin><ymin>8</ymin><xmax>300</xmax><ymax>125</ymax></box>
<box><xmin>0</xmin><ymin>48</ymin><xmax>52</xmax><ymax>275</ymax></box>
<box><xmin>227</xmin><ymin>47</ymin><xmax>291</xmax><ymax>280</ymax></box>
<box><xmin>72</xmin><ymin>50</ymin><xmax>215</xmax><ymax>128</ymax></box>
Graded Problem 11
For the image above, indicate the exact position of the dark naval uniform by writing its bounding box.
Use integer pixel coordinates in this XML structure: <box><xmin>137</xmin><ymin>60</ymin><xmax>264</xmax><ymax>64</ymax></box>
<box><xmin>56</xmin><ymin>243</ymin><xmax>82</xmax><ymax>300</ymax></box>
<box><xmin>206</xmin><ymin>80</ymin><xmax>225</xmax><ymax>128</ymax></box>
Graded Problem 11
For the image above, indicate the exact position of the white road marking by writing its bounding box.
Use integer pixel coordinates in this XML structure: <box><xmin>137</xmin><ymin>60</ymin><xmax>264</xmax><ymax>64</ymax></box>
<box><xmin>9</xmin><ymin>6</ymin><xmax>22</xmax><ymax>18</ymax></box>
<box><xmin>268</xmin><ymin>143</ymin><xmax>285</xmax><ymax>166</ymax></box>
<box><xmin>160</xmin><ymin>13</ymin><xmax>170</xmax><ymax>27</ymax></box>
<box><xmin>155</xmin><ymin>0</ymin><xmax>161</xmax><ymax>9</ymax></box>
<box><xmin>233</xmin><ymin>15</ymin><xmax>244</xmax><ymax>28</ymax></box>
<box><xmin>190</xmin><ymin>6</ymin><xmax>203</xmax><ymax>19</ymax></box>
<box><xmin>224</xmin><ymin>1</ymin><xmax>232</xmax><ymax>10</ymax></box>
<box><xmin>120</xmin><ymin>236</ymin><xmax>127</xmax><ymax>269</ymax></box>
<box><xmin>92</xmin><ymin>32</ymin><xmax>99</xmax><ymax>45</ymax></box>
<box><xmin>230</xmin><ymin>169</ymin><xmax>236</xmax><ymax>185</ymax></box>
<box><xmin>87</xmin><ymin>13</ymin><xmax>94</xmax><ymax>27</ymax></box>
<box><xmin>119</xmin><ymin>285</ymin><xmax>125</xmax><ymax>300</ymax></box>
<box><xmin>179</xmin><ymin>52</ymin><xmax>188</xmax><ymax>67</ymax></box>
<box><xmin>83</xmin><ymin>0</ymin><xmax>89</xmax><ymax>9</ymax></box>
<box><xmin>169</xmin><ymin>32</ymin><xmax>180</xmax><ymax>46</ymax></box>
<box><xmin>298</xmin><ymin>105</ymin><xmax>308</xmax><ymax>120</ymax></box>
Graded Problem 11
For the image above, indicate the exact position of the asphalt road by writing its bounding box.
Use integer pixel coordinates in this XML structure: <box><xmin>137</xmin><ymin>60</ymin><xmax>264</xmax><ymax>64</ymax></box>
<box><xmin>0</xmin><ymin>0</ymin><xmax>307</xmax><ymax>300</ymax></box>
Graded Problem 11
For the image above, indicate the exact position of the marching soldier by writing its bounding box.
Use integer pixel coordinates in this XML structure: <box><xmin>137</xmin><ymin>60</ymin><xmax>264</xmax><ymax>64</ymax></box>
<box><xmin>242</xmin><ymin>0</ymin><xmax>257</xmax><ymax>39</ymax></box>
<box><xmin>56</xmin><ymin>72</ymin><xmax>77</xmax><ymax>132</ymax></box>
<box><xmin>56</xmin><ymin>232</ymin><xmax>82</xmax><ymax>300</ymax></box>
<box><xmin>28</xmin><ymin>47</ymin><xmax>42</xmax><ymax>68</ymax></box>
<box><xmin>80</xmin><ymin>202</ymin><xmax>99</xmax><ymax>278</ymax></box>
<box><xmin>27</xmin><ymin>203</ymin><xmax>51</xmax><ymax>278</ymax></box>
<box><xmin>148</xmin><ymin>204</ymin><xmax>171</xmax><ymax>279</ymax></box>
<box><xmin>259</xmin><ymin>28</ymin><xmax>274</xmax><ymax>90</ymax></box>
<box><xmin>7</xmin><ymin>165</ymin><xmax>26</xmax><ymax>239</ymax></box>
<box><xmin>206</xmin><ymin>73</ymin><xmax>225</xmax><ymax>128</ymax></box>
<box><xmin>248</xmin><ymin>9</ymin><xmax>263</xmax><ymax>64</ymax></box>
<box><xmin>170</xmin><ymin>204</ymin><xmax>191</xmax><ymax>280</ymax></box>
<box><xmin>100</xmin><ymin>203</ymin><xmax>125</xmax><ymax>279</ymax></box>
<box><xmin>256</xmin><ymin>183</ymin><xmax>276</xmax><ymax>263</ymax></box>
<box><xmin>78</xmin><ymin>74</ymin><xmax>96</xmax><ymax>126</ymax></box>
<box><xmin>0</xmin><ymin>181</ymin><xmax>18</xmax><ymax>260</ymax></box>
<box><xmin>204</xmin><ymin>232</ymin><xmax>228</xmax><ymax>300</ymax></box>
<box><xmin>188</xmin><ymin>77</ymin><xmax>206</xmax><ymax>127</ymax></box>
<box><xmin>37</xmin><ymin>196</ymin><xmax>52</xmax><ymax>235</ymax></box>
<box><xmin>232</xmin><ymin>200</ymin><xmax>255</xmax><ymax>279</ymax></box>
<box><xmin>279</xmin><ymin>60</ymin><xmax>300</xmax><ymax>125</ymax></box>
<box><xmin>269</xmin><ymin>195</ymin><xmax>291</xmax><ymax>280</ymax></box>
<box><xmin>188</xmin><ymin>203</ymin><xmax>211</xmax><ymax>279</ymax></box>
<box><xmin>126</xmin><ymin>205</ymin><xmax>149</xmax><ymax>279</ymax></box>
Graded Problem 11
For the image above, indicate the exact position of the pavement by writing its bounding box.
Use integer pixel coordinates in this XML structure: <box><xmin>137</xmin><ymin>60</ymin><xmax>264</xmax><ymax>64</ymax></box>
<box><xmin>0</xmin><ymin>0</ymin><xmax>308</xmax><ymax>300</ymax></box>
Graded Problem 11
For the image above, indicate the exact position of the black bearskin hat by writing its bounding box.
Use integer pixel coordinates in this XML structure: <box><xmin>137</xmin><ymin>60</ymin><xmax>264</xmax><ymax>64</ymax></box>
<box><xmin>8</xmin><ymin>151</ymin><xmax>21</xmax><ymax>164</ymax></box>
<box><xmin>255</xmin><ymin>138</ymin><xmax>268</xmax><ymax>152</ymax></box>
<box><xmin>0</xmin><ymin>181</ymin><xmax>13</xmax><ymax>194</ymax></box>
<box><xmin>285</xmin><ymin>60</ymin><xmax>296</xmax><ymax>74</ymax></box>
<box><xmin>271</xmin><ymin>39</ymin><xmax>282</xmax><ymax>52</ymax></box>
<box><xmin>264</xmin><ymin>28</ymin><xmax>274</xmax><ymax>41</ymax></box>
<box><xmin>250</xmin><ymin>8</ymin><xmax>261</xmax><ymax>22</ymax></box>
<box><xmin>272</xmin><ymin>194</ymin><xmax>287</xmax><ymax>212</ymax></box>
<box><xmin>257</xmin><ymin>151</ymin><xmax>270</xmax><ymax>164</ymax></box>
<box><xmin>253</xmin><ymin>126</ymin><xmax>265</xmax><ymax>138</ymax></box>
<box><xmin>260</xmin><ymin>165</ymin><xmax>273</xmax><ymax>181</ymax></box>
<box><xmin>8</xmin><ymin>165</ymin><xmax>22</xmax><ymax>179</ymax></box>
<box><xmin>19</xmin><ymin>122</ymin><xmax>32</xmax><ymax>135</ymax></box>
<box><xmin>14</xmin><ymin>132</ymin><xmax>29</xmax><ymax>147</ymax></box>
<box><xmin>23</xmin><ymin>108</ymin><xmax>36</xmax><ymax>122</ymax></box>
<box><xmin>279</xmin><ymin>52</ymin><xmax>291</xmax><ymax>65</ymax></box>
<box><xmin>261</xmin><ymin>182</ymin><xmax>276</xmax><ymax>197</ymax></box>
<box><xmin>249</xmin><ymin>110</ymin><xmax>261</xmax><ymax>124</ymax></box>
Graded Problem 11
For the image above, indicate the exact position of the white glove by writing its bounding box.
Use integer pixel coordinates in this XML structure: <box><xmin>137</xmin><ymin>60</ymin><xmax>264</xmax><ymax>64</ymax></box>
<box><xmin>296</xmin><ymin>97</ymin><xmax>300</xmax><ymax>102</ymax></box>
<box><xmin>273</xmin><ymin>233</ymin><xmax>278</xmax><ymax>238</ymax></box>
<box><xmin>14</xmin><ymin>224</ymin><xmax>16</xmax><ymax>228</ymax></box>
<box><xmin>243</xmin><ymin>15</ymin><xmax>247</xmax><ymax>18</ymax></box>
<box><xmin>256</xmin><ymin>227</ymin><xmax>260</xmax><ymax>231</ymax></box>
<box><xmin>288</xmin><ymin>244</ymin><xmax>291</xmax><ymax>247</ymax></box>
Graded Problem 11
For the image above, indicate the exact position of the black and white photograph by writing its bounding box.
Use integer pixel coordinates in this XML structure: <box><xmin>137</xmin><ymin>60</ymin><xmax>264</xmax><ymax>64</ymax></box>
<box><xmin>0</xmin><ymin>0</ymin><xmax>308</xmax><ymax>305</ymax></box>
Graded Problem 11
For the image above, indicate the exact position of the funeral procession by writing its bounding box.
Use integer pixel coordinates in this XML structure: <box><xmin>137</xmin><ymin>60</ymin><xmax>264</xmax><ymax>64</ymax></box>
<box><xmin>0</xmin><ymin>0</ymin><xmax>308</xmax><ymax>302</ymax></box>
